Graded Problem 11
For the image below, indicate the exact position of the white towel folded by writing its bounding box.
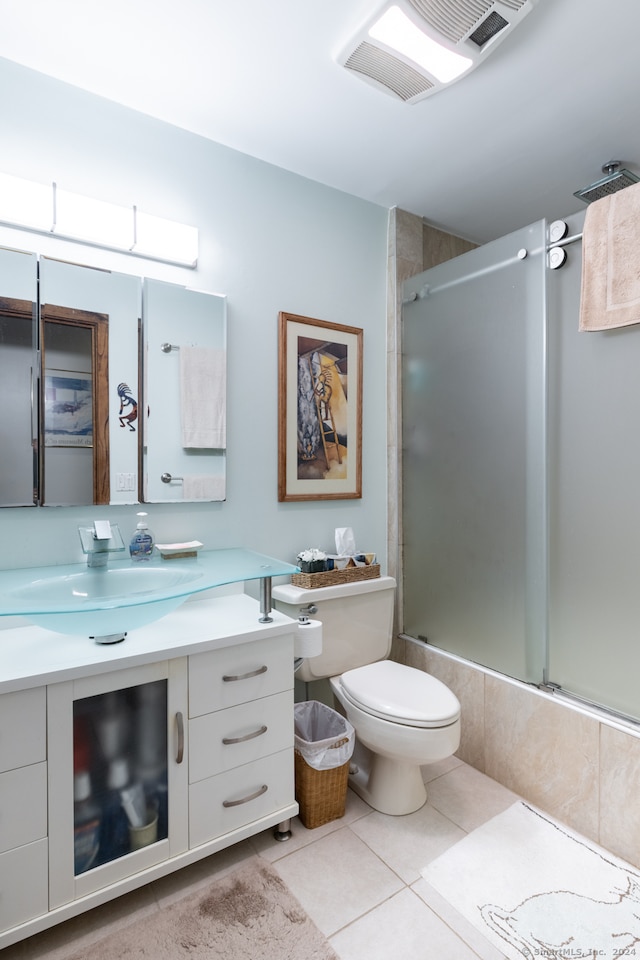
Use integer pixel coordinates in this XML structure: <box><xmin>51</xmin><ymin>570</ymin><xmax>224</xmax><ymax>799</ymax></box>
<box><xmin>182</xmin><ymin>475</ymin><xmax>226</xmax><ymax>501</ymax></box>
<box><xmin>179</xmin><ymin>346</ymin><xmax>226</xmax><ymax>448</ymax></box>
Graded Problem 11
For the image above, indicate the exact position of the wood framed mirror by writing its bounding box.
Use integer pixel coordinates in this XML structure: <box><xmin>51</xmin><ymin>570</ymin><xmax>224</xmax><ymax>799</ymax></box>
<box><xmin>40</xmin><ymin>304</ymin><xmax>110</xmax><ymax>505</ymax></box>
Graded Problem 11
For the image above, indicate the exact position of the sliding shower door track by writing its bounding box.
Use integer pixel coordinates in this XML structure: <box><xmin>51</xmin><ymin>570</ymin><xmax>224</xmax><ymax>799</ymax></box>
<box><xmin>538</xmin><ymin>681</ymin><xmax>640</xmax><ymax>730</ymax></box>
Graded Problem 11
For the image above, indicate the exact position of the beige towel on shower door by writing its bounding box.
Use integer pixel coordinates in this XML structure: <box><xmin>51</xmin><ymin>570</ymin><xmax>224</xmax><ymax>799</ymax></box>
<box><xmin>579</xmin><ymin>179</ymin><xmax>640</xmax><ymax>331</ymax></box>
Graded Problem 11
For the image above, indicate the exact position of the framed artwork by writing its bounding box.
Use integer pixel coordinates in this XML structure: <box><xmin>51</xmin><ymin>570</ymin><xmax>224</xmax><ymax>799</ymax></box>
<box><xmin>44</xmin><ymin>370</ymin><xmax>93</xmax><ymax>447</ymax></box>
<box><xmin>278</xmin><ymin>311</ymin><xmax>362</xmax><ymax>501</ymax></box>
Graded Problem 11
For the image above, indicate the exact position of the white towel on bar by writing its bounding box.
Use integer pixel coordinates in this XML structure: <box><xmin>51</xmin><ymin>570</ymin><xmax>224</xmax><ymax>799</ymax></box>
<box><xmin>183</xmin><ymin>475</ymin><xmax>226</xmax><ymax>501</ymax></box>
<box><xmin>179</xmin><ymin>346</ymin><xmax>226</xmax><ymax>448</ymax></box>
<box><xmin>580</xmin><ymin>180</ymin><xmax>640</xmax><ymax>331</ymax></box>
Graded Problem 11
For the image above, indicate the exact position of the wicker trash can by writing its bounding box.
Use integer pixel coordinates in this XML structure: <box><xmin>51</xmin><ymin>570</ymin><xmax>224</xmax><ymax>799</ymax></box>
<box><xmin>294</xmin><ymin>701</ymin><xmax>355</xmax><ymax>829</ymax></box>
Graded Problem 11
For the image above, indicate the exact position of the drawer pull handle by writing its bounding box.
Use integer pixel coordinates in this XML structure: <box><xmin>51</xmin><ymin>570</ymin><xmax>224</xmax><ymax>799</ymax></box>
<box><xmin>176</xmin><ymin>711</ymin><xmax>184</xmax><ymax>764</ymax></box>
<box><xmin>222</xmin><ymin>784</ymin><xmax>268</xmax><ymax>808</ymax></box>
<box><xmin>222</xmin><ymin>724</ymin><xmax>268</xmax><ymax>746</ymax></box>
<box><xmin>222</xmin><ymin>664</ymin><xmax>268</xmax><ymax>683</ymax></box>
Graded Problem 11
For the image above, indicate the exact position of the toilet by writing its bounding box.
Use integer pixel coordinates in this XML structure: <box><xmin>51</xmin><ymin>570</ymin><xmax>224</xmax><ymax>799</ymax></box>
<box><xmin>272</xmin><ymin>576</ymin><xmax>461</xmax><ymax>816</ymax></box>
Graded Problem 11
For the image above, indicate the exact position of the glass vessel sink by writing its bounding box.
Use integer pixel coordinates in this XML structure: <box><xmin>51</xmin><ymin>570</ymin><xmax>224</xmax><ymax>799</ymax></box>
<box><xmin>0</xmin><ymin>548</ymin><xmax>299</xmax><ymax>641</ymax></box>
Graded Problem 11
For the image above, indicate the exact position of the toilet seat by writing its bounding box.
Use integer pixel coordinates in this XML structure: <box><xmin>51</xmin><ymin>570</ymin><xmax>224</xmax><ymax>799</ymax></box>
<box><xmin>340</xmin><ymin>660</ymin><xmax>460</xmax><ymax>728</ymax></box>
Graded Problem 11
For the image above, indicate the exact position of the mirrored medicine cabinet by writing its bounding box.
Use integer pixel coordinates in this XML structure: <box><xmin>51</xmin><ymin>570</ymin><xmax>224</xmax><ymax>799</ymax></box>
<box><xmin>0</xmin><ymin>245</ymin><xmax>226</xmax><ymax>508</ymax></box>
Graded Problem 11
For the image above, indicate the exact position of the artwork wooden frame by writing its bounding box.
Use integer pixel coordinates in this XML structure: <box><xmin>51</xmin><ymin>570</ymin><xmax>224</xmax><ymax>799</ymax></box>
<box><xmin>43</xmin><ymin>370</ymin><xmax>93</xmax><ymax>447</ymax></box>
<box><xmin>278</xmin><ymin>311</ymin><xmax>362</xmax><ymax>502</ymax></box>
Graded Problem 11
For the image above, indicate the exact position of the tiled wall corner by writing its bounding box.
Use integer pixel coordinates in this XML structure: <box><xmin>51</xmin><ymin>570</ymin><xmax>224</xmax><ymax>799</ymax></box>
<box><xmin>422</xmin><ymin>222</ymin><xmax>476</xmax><ymax>270</ymax></box>
<box><xmin>393</xmin><ymin>207</ymin><xmax>424</xmax><ymax>264</ymax></box>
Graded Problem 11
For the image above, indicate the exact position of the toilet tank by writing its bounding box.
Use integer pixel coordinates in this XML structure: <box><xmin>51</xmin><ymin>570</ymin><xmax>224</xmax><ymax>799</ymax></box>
<box><xmin>272</xmin><ymin>576</ymin><xmax>396</xmax><ymax>682</ymax></box>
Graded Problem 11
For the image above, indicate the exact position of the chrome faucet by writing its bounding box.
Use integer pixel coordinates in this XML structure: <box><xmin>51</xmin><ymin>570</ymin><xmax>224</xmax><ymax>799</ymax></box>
<box><xmin>78</xmin><ymin>521</ymin><xmax>126</xmax><ymax>567</ymax></box>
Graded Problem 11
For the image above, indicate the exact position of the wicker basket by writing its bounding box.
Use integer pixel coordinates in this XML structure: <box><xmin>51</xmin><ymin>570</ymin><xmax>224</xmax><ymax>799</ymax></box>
<box><xmin>294</xmin><ymin>749</ymin><xmax>351</xmax><ymax>829</ymax></box>
<box><xmin>291</xmin><ymin>563</ymin><xmax>380</xmax><ymax>589</ymax></box>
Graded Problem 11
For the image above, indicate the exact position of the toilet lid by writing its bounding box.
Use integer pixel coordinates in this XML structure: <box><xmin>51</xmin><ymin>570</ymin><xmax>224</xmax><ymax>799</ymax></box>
<box><xmin>340</xmin><ymin>660</ymin><xmax>460</xmax><ymax>728</ymax></box>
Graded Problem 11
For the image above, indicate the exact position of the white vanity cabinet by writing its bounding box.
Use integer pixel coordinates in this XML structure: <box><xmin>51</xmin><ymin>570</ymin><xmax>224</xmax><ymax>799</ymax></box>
<box><xmin>0</xmin><ymin>687</ymin><xmax>48</xmax><ymax>934</ymax></box>
<box><xmin>0</xmin><ymin>594</ymin><xmax>298</xmax><ymax>948</ymax></box>
<box><xmin>188</xmin><ymin>636</ymin><xmax>294</xmax><ymax>847</ymax></box>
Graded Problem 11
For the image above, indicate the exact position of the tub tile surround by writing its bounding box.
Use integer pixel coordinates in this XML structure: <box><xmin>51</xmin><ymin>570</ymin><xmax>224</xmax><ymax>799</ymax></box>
<box><xmin>483</xmin><ymin>673</ymin><xmax>599</xmax><ymax>840</ymax></box>
<box><xmin>599</xmin><ymin>724</ymin><xmax>640</xmax><ymax>866</ymax></box>
<box><xmin>405</xmin><ymin>636</ymin><xmax>640</xmax><ymax>868</ymax></box>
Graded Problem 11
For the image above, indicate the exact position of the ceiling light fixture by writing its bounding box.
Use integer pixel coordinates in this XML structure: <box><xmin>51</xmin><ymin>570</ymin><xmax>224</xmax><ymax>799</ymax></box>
<box><xmin>0</xmin><ymin>172</ymin><xmax>198</xmax><ymax>267</ymax></box>
<box><xmin>338</xmin><ymin>0</ymin><xmax>540</xmax><ymax>104</ymax></box>
<box><xmin>368</xmin><ymin>6</ymin><xmax>472</xmax><ymax>84</ymax></box>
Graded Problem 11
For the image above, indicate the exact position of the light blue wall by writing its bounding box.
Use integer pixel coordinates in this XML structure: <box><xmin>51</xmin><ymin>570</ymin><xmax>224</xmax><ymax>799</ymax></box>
<box><xmin>0</xmin><ymin>58</ymin><xmax>389</xmax><ymax>575</ymax></box>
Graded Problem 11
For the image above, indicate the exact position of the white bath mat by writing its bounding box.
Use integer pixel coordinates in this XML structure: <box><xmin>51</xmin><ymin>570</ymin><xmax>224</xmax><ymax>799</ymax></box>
<box><xmin>421</xmin><ymin>801</ymin><xmax>640</xmax><ymax>960</ymax></box>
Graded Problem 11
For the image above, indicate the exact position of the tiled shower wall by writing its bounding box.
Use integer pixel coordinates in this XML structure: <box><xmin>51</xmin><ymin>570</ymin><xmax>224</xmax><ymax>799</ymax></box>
<box><xmin>387</xmin><ymin>208</ymin><xmax>640</xmax><ymax>870</ymax></box>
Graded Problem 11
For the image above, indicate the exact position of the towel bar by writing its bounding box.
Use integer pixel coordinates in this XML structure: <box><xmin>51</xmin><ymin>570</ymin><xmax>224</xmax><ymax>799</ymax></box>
<box><xmin>547</xmin><ymin>231</ymin><xmax>583</xmax><ymax>250</ymax></box>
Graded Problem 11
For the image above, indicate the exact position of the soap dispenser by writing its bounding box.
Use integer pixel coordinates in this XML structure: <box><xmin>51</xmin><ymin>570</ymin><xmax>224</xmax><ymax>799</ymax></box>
<box><xmin>129</xmin><ymin>512</ymin><xmax>154</xmax><ymax>561</ymax></box>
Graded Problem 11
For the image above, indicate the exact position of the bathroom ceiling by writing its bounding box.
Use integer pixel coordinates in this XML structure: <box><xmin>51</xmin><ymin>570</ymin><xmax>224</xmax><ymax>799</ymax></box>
<box><xmin>0</xmin><ymin>0</ymin><xmax>638</xmax><ymax>243</ymax></box>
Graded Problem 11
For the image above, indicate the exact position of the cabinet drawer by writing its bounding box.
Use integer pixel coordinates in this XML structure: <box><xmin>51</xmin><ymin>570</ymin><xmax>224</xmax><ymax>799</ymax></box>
<box><xmin>189</xmin><ymin>690</ymin><xmax>293</xmax><ymax>783</ymax></box>
<box><xmin>0</xmin><ymin>839</ymin><xmax>48</xmax><ymax>934</ymax></box>
<box><xmin>0</xmin><ymin>688</ymin><xmax>46</xmax><ymax>773</ymax></box>
<box><xmin>0</xmin><ymin>763</ymin><xmax>47</xmax><ymax>854</ymax></box>
<box><xmin>189</xmin><ymin>749</ymin><xmax>294</xmax><ymax>848</ymax></box>
<box><xmin>189</xmin><ymin>635</ymin><xmax>293</xmax><ymax>717</ymax></box>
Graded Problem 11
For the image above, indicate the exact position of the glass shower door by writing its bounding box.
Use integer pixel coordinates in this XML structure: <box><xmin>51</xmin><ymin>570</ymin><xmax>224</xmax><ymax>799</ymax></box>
<box><xmin>547</xmin><ymin>210</ymin><xmax>640</xmax><ymax>720</ymax></box>
<box><xmin>402</xmin><ymin>220</ymin><xmax>547</xmax><ymax>683</ymax></box>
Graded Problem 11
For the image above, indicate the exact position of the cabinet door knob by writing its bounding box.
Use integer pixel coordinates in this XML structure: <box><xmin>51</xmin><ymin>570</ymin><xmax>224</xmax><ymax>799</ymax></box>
<box><xmin>175</xmin><ymin>711</ymin><xmax>184</xmax><ymax>764</ymax></box>
<box><xmin>222</xmin><ymin>664</ymin><xmax>268</xmax><ymax>682</ymax></box>
<box><xmin>222</xmin><ymin>784</ymin><xmax>268</xmax><ymax>808</ymax></box>
<box><xmin>222</xmin><ymin>724</ymin><xmax>268</xmax><ymax>745</ymax></box>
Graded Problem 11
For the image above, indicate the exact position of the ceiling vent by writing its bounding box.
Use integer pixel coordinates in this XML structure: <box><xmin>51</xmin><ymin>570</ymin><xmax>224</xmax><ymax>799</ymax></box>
<box><xmin>337</xmin><ymin>0</ymin><xmax>539</xmax><ymax>104</ymax></box>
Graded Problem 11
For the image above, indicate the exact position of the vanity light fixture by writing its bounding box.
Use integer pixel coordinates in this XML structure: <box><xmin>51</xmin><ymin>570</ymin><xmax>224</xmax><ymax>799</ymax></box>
<box><xmin>132</xmin><ymin>208</ymin><xmax>199</xmax><ymax>266</ymax></box>
<box><xmin>337</xmin><ymin>0</ymin><xmax>540</xmax><ymax>104</ymax></box>
<box><xmin>0</xmin><ymin>171</ymin><xmax>52</xmax><ymax>232</ymax></box>
<box><xmin>0</xmin><ymin>172</ymin><xmax>198</xmax><ymax>267</ymax></box>
<box><xmin>54</xmin><ymin>185</ymin><xmax>134</xmax><ymax>250</ymax></box>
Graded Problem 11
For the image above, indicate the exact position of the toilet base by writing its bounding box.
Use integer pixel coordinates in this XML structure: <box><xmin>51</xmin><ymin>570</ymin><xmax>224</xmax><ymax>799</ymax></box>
<box><xmin>348</xmin><ymin>742</ymin><xmax>427</xmax><ymax>816</ymax></box>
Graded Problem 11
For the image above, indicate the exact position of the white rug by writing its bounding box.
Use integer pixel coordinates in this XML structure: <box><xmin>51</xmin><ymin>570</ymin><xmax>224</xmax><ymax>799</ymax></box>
<box><xmin>422</xmin><ymin>801</ymin><xmax>640</xmax><ymax>960</ymax></box>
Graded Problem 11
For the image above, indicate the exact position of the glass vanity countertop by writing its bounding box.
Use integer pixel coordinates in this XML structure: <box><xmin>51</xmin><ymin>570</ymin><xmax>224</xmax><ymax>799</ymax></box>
<box><xmin>0</xmin><ymin>548</ymin><xmax>300</xmax><ymax>618</ymax></box>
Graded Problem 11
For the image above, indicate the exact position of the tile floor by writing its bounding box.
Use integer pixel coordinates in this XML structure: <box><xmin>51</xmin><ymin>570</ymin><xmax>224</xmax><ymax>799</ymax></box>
<box><xmin>5</xmin><ymin>757</ymin><xmax>523</xmax><ymax>960</ymax></box>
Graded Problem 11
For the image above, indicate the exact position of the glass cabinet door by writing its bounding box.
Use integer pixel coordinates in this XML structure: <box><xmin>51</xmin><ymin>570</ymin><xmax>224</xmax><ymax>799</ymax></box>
<box><xmin>49</xmin><ymin>660</ymin><xmax>188</xmax><ymax>908</ymax></box>
<box><xmin>73</xmin><ymin>679</ymin><xmax>168</xmax><ymax>874</ymax></box>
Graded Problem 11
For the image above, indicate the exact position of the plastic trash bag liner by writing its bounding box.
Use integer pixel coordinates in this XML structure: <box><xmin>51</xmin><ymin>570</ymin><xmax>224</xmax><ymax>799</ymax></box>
<box><xmin>294</xmin><ymin>700</ymin><xmax>355</xmax><ymax>771</ymax></box>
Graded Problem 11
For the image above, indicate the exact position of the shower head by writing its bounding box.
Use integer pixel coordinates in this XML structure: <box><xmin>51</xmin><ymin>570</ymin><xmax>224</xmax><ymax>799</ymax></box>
<box><xmin>573</xmin><ymin>161</ymin><xmax>640</xmax><ymax>204</ymax></box>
